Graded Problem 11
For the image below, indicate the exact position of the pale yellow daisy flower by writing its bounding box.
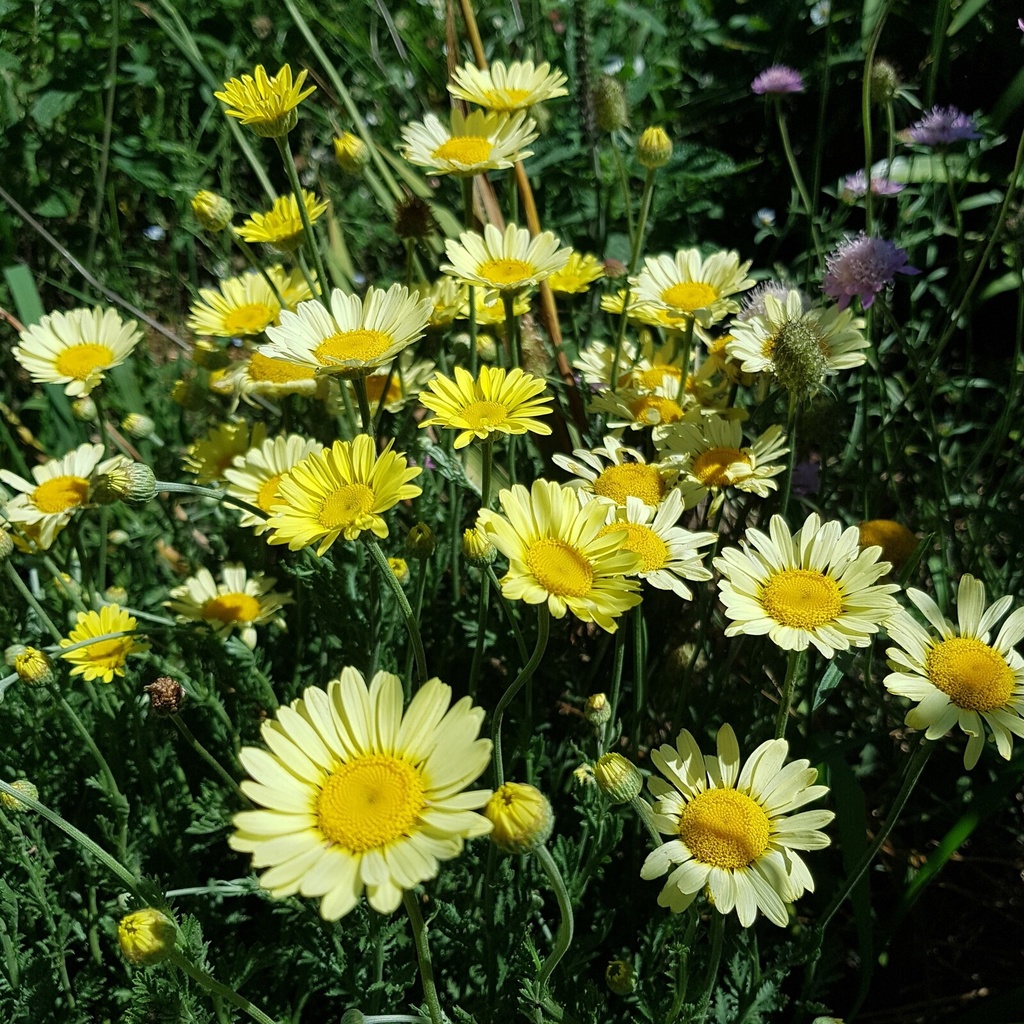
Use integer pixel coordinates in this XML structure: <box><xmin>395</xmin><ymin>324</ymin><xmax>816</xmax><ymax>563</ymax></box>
<box><xmin>214</xmin><ymin>350</ymin><xmax>321</xmax><ymax>405</ymax></box>
<box><xmin>447</xmin><ymin>59</ymin><xmax>568</xmax><ymax>112</ymax></box>
<box><xmin>188</xmin><ymin>273</ymin><xmax>282</xmax><ymax>338</ymax></box>
<box><xmin>236</xmin><ymin>190</ymin><xmax>329</xmax><ymax>253</ymax></box>
<box><xmin>59</xmin><ymin>604</ymin><xmax>149</xmax><ymax>683</ymax></box>
<box><xmin>357</xmin><ymin>353</ymin><xmax>436</xmax><ymax>415</ymax></box>
<box><xmin>547</xmin><ymin>252</ymin><xmax>605</xmax><ymax>295</ymax></box>
<box><xmin>401</xmin><ymin>109</ymin><xmax>537</xmax><ymax>176</ymax></box>
<box><xmin>183</xmin><ymin>421</ymin><xmax>267</xmax><ymax>485</ymax></box>
<box><xmin>214</xmin><ymin>64</ymin><xmax>315</xmax><ymax>138</ymax></box>
<box><xmin>552</xmin><ymin>436</ymin><xmax>682</xmax><ymax>509</ymax></box>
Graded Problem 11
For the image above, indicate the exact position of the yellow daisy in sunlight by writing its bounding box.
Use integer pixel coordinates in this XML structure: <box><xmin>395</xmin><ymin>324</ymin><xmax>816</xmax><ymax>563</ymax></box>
<box><xmin>588</xmin><ymin>383</ymin><xmax>699</xmax><ymax>437</ymax></box>
<box><xmin>552</xmin><ymin>436</ymin><xmax>681</xmax><ymax>509</ymax></box>
<box><xmin>215</xmin><ymin>64</ymin><xmax>315</xmax><ymax>138</ymax></box>
<box><xmin>223</xmin><ymin>434</ymin><xmax>324</xmax><ymax>534</ymax></box>
<box><xmin>188</xmin><ymin>273</ymin><xmax>282</xmax><ymax>338</ymax></box>
<box><xmin>642</xmin><ymin>723</ymin><xmax>833</xmax><ymax>926</ymax></box>
<box><xmin>714</xmin><ymin>513</ymin><xmax>901</xmax><ymax>657</ymax></box>
<box><xmin>13</xmin><ymin>307</ymin><xmax>143</xmax><ymax>397</ymax></box>
<box><xmin>442</xmin><ymin>223</ymin><xmax>571</xmax><ymax>298</ymax></box>
<box><xmin>167</xmin><ymin>564</ymin><xmax>292</xmax><ymax>650</ymax></box>
<box><xmin>236</xmin><ymin>190</ymin><xmax>329</xmax><ymax>253</ymax></box>
<box><xmin>447</xmin><ymin>59</ymin><xmax>569</xmax><ymax>112</ymax></box>
<box><xmin>632</xmin><ymin>248</ymin><xmax>754</xmax><ymax>328</ymax></box>
<box><xmin>419</xmin><ymin>278</ymin><xmax>466</xmax><ymax>329</ymax></box>
<box><xmin>418</xmin><ymin>366</ymin><xmax>553</xmax><ymax>449</ymax></box>
<box><xmin>547</xmin><ymin>252</ymin><xmax>605</xmax><ymax>295</ymax></box>
<box><xmin>459</xmin><ymin>288</ymin><xmax>529</xmax><ymax>325</ymax></box>
<box><xmin>1</xmin><ymin>443</ymin><xmax>109</xmax><ymax>549</ymax></box>
<box><xmin>216</xmin><ymin>350</ymin><xmax>321</xmax><ymax>405</ymax></box>
<box><xmin>230</xmin><ymin>667</ymin><xmax>492</xmax><ymax>919</ymax></box>
<box><xmin>184</xmin><ymin>421</ymin><xmax>268</xmax><ymax>484</ymax></box>
<box><xmin>885</xmin><ymin>574</ymin><xmax>1024</xmax><ymax>770</ymax></box>
<box><xmin>265</xmin><ymin>435</ymin><xmax>422</xmax><ymax>555</ymax></box>
<box><xmin>262</xmin><ymin>285</ymin><xmax>432</xmax><ymax>379</ymax></box>
<box><xmin>267</xmin><ymin>264</ymin><xmax>316</xmax><ymax>309</ymax></box>
<box><xmin>476</xmin><ymin>479</ymin><xmax>642</xmax><ymax>632</ymax></box>
<box><xmin>401</xmin><ymin>109</ymin><xmax>537</xmax><ymax>176</ymax></box>
<box><xmin>59</xmin><ymin>604</ymin><xmax>149</xmax><ymax>683</ymax></box>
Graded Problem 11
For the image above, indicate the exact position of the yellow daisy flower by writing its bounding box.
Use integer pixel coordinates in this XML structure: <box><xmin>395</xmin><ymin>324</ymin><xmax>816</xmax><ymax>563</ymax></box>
<box><xmin>476</xmin><ymin>479</ymin><xmax>642</xmax><ymax>632</ymax></box>
<box><xmin>229</xmin><ymin>667</ymin><xmax>492</xmax><ymax>919</ymax></box>
<box><xmin>59</xmin><ymin>604</ymin><xmax>149</xmax><ymax>683</ymax></box>
<box><xmin>588</xmin><ymin>383</ymin><xmax>700</xmax><ymax>436</ymax></box>
<box><xmin>262</xmin><ymin>284</ymin><xmax>432</xmax><ymax>379</ymax></box>
<box><xmin>223</xmin><ymin>434</ymin><xmax>324</xmax><ymax>534</ymax></box>
<box><xmin>184</xmin><ymin>421</ymin><xmax>268</xmax><ymax>484</ymax></box>
<box><xmin>214</xmin><ymin>64</ymin><xmax>315</xmax><ymax>138</ymax></box>
<box><xmin>714</xmin><ymin>513</ymin><xmax>901</xmax><ymax>657</ymax></box>
<box><xmin>447</xmin><ymin>59</ymin><xmax>569</xmax><ymax>112</ymax></box>
<box><xmin>547</xmin><ymin>252</ymin><xmax>605</xmax><ymax>295</ymax></box>
<box><xmin>267</xmin><ymin>264</ymin><xmax>316</xmax><ymax>310</ymax></box>
<box><xmin>418</xmin><ymin>366</ymin><xmax>553</xmax><ymax>449</ymax></box>
<box><xmin>885</xmin><ymin>575</ymin><xmax>1024</xmax><ymax>770</ymax></box>
<box><xmin>401</xmin><ymin>109</ymin><xmax>537</xmax><ymax>176</ymax></box>
<box><xmin>236</xmin><ymin>190</ymin><xmax>329</xmax><ymax>253</ymax></box>
<box><xmin>166</xmin><ymin>564</ymin><xmax>292</xmax><ymax>649</ymax></box>
<box><xmin>458</xmin><ymin>288</ymin><xmax>529</xmax><ymax>325</ymax></box>
<box><xmin>442</xmin><ymin>223</ymin><xmax>571</xmax><ymax>299</ymax></box>
<box><xmin>418</xmin><ymin>278</ymin><xmax>466</xmax><ymax>329</ymax></box>
<box><xmin>265</xmin><ymin>435</ymin><xmax>423</xmax><ymax>555</ymax></box>
<box><xmin>642</xmin><ymin>723</ymin><xmax>833</xmax><ymax>926</ymax></box>
<box><xmin>188</xmin><ymin>273</ymin><xmax>283</xmax><ymax>338</ymax></box>
<box><xmin>12</xmin><ymin>307</ymin><xmax>143</xmax><ymax>397</ymax></box>
<box><xmin>551</xmin><ymin>436</ymin><xmax>682</xmax><ymax>509</ymax></box>
<box><xmin>632</xmin><ymin>248</ymin><xmax>754</xmax><ymax>328</ymax></box>
<box><xmin>215</xmin><ymin>350</ymin><xmax>321</xmax><ymax>405</ymax></box>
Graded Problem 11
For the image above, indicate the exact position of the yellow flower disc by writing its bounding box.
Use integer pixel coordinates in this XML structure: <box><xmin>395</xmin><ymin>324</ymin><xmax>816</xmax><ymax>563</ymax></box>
<box><xmin>679</xmin><ymin>788</ymin><xmax>770</xmax><ymax>869</ymax></box>
<box><xmin>635</xmin><ymin>366</ymin><xmax>682</xmax><ymax>391</ymax></box>
<box><xmin>364</xmin><ymin>376</ymin><xmax>403</xmax><ymax>406</ymax></box>
<box><xmin>76</xmin><ymin>636</ymin><xmax>137</xmax><ymax>674</ymax></box>
<box><xmin>317</xmin><ymin>755</ymin><xmax>425</xmax><ymax>853</ymax></box>
<box><xmin>54</xmin><ymin>343</ymin><xmax>114</xmax><ymax>381</ymax></box>
<box><xmin>202</xmin><ymin>593</ymin><xmax>262</xmax><ymax>624</ymax></box>
<box><xmin>761</xmin><ymin>569</ymin><xmax>843</xmax><ymax>629</ymax></box>
<box><xmin>461</xmin><ymin>400</ymin><xmax>510</xmax><ymax>430</ymax></box>
<box><xmin>256</xmin><ymin>473</ymin><xmax>286</xmax><ymax>512</ymax></box>
<box><xmin>32</xmin><ymin>475</ymin><xmax>91</xmax><ymax>514</ymax></box>
<box><xmin>319</xmin><ymin>483</ymin><xmax>375</xmax><ymax>530</ymax></box>
<box><xmin>592</xmin><ymin>463</ymin><xmax>666</xmax><ymax>506</ymax></box>
<box><xmin>526</xmin><ymin>538</ymin><xmax>594</xmax><ymax>597</ymax></box>
<box><xmin>661</xmin><ymin>282</ymin><xmax>718</xmax><ymax>312</ymax></box>
<box><xmin>630</xmin><ymin>394</ymin><xmax>684</xmax><ymax>425</ymax></box>
<box><xmin>478</xmin><ymin>258</ymin><xmax>534</xmax><ymax>287</ymax></box>
<box><xmin>224</xmin><ymin>303</ymin><xmax>277</xmax><ymax>335</ymax></box>
<box><xmin>599</xmin><ymin>522</ymin><xmax>667</xmax><ymax>573</ymax></box>
<box><xmin>314</xmin><ymin>329</ymin><xmax>392</xmax><ymax>364</ymax></box>
<box><xmin>486</xmin><ymin>87</ymin><xmax>531</xmax><ymax>108</ymax></box>
<box><xmin>692</xmin><ymin>446</ymin><xmax>752</xmax><ymax>488</ymax></box>
<box><xmin>249</xmin><ymin>352</ymin><xmax>317</xmax><ymax>384</ymax></box>
<box><xmin>926</xmin><ymin>636</ymin><xmax>1015</xmax><ymax>712</ymax></box>
<box><xmin>432</xmin><ymin>136</ymin><xmax>493</xmax><ymax>164</ymax></box>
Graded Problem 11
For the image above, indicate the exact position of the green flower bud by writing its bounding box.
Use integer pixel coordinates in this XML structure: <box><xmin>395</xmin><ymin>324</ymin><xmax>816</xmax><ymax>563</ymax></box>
<box><xmin>606</xmin><ymin>959</ymin><xmax>636</xmax><ymax>996</ymax></box>
<box><xmin>593</xmin><ymin>75</ymin><xmax>629</xmax><ymax>132</ymax></box>
<box><xmin>485</xmin><ymin>782</ymin><xmax>554</xmax><ymax>854</ymax></box>
<box><xmin>92</xmin><ymin>459</ymin><xmax>158</xmax><ymax>506</ymax></box>
<box><xmin>462</xmin><ymin>527</ymin><xmax>497</xmax><ymax>567</ymax></box>
<box><xmin>593</xmin><ymin>752</ymin><xmax>643</xmax><ymax>804</ymax></box>
<box><xmin>406</xmin><ymin>523</ymin><xmax>436</xmax><ymax>560</ymax></box>
<box><xmin>637</xmin><ymin>126</ymin><xmax>672</xmax><ymax>169</ymax></box>
<box><xmin>191</xmin><ymin>191</ymin><xmax>235</xmax><ymax>233</ymax></box>
<box><xmin>1</xmin><ymin>779</ymin><xmax>39</xmax><ymax>813</ymax></box>
<box><xmin>121</xmin><ymin>413</ymin><xmax>156</xmax><ymax>439</ymax></box>
<box><xmin>584</xmin><ymin>692</ymin><xmax>611</xmax><ymax>726</ymax></box>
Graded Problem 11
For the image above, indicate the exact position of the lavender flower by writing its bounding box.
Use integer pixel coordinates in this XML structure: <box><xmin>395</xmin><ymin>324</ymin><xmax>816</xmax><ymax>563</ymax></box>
<box><xmin>751</xmin><ymin>65</ymin><xmax>805</xmax><ymax>96</ymax></box>
<box><xmin>823</xmin><ymin>234</ymin><xmax>920</xmax><ymax>310</ymax></box>
<box><xmin>737</xmin><ymin>281</ymin><xmax>809</xmax><ymax>321</ymax></box>
<box><xmin>901</xmin><ymin>106</ymin><xmax>982</xmax><ymax>147</ymax></box>
<box><xmin>838</xmin><ymin>170</ymin><xmax>906</xmax><ymax>202</ymax></box>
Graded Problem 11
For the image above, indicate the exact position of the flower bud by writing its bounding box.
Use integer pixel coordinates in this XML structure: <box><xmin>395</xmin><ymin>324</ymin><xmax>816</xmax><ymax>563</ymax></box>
<box><xmin>0</xmin><ymin>529</ymin><xmax>13</xmax><ymax>563</ymax></box>
<box><xmin>605</xmin><ymin>959</ymin><xmax>636</xmax><ymax>996</ymax></box>
<box><xmin>637</xmin><ymin>126</ymin><xmax>672</xmax><ymax>169</ymax></box>
<box><xmin>584</xmin><ymin>693</ymin><xmax>611</xmax><ymax>726</ymax></box>
<box><xmin>593</xmin><ymin>75</ymin><xmax>629</xmax><ymax>132</ymax></box>
<box><xmin>406</xmin><ymin>523</ymin><xmax>436</xmax><ymax>560</ymax></box>
<box><xmin>117</xmin><ymin>908</ymin><xmax>177</xmax><ymax>966</ymax></box>
<box><xmin>485</xmin><ymin>782</ymin><xmax>554</xmax><ymax>854</ymax></box>
<box><xmin>108</xmin><ymin>529</ymin><xmax>131</xmax><ymax>546</ymax></box>
<box><xmin>770</xmin><ymin>318</ymin><xmax>829</xmax><ymax>396</ymax></box>
<box><xmin>388</xmin><ymin>557</ymin><xmax>409</xmax><ymax>582</ymax></box>
<box><xmin>71</xmin><ymin>396</ymin><xmax>97</xmax><ymax>422</ymax></box>
<box><xmin>92</xmin><ymin>459</ymin><xmax>158</xmax><ymax>506</ymax></box>
<box><xmin>333</xmin><ymin>132</ymin><xmax>370</xmax><ymax>173</ymax></box>
<box><xmin>1</xmin><ymin>779</ymin><xmax>39</xmax><ymax>813</ymax></box>
<box><xmin>4</xmin><ymin>644</ymin><xmax>27</xmax><ymax>667</ymax></box>
<box><xmin>858</xmin><ymin>519</ymin><xmax>916</xmax><ymax>569</ymax></box>
<box><xmin>462</xmin><ymin>527</ymin><xmax>497</xmax><ymax>567</ymax></box>
<box><xmin>869</xmin><ymin>60</ymin><xmax>900</xmax><ymax>106</ymax></box>
<box><xmin>192</xmin><ymin>339</ymin><xmax>232</xmax><ymax>371</ymax></box>
<box><xmin>145</xmin><ymin>676</ymin><xmax>186</xmax><ymax>717</ymax></box>
<box><xmin>191</xmin><ymin>191</ymin><xmax>234</xmax><ymax>233</ymax></box>
<box><xmin>593</xmin><ymin>752</ymin><xmax>643</xmax><ymax>804</ymax></box>
<box><xmin>103</xmin><ymin>585</ymin><xmax>129</xmax><ymax>606</ymax></box>
<box><xmin>13</xmin><ymin>647</ymin><xmax>54</xmax><ymax>687</ymax></box>
<box><xmin>120</xmin><ymin>413</ymin><xmax>156</xmax><ymax>439</ymax></box>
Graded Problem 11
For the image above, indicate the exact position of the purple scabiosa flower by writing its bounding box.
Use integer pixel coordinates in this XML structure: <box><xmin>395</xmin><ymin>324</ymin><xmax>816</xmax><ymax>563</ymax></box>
<box><xmin>751</xmin><ymin>65</ymin><xmax>805</xmax><ymax>96</ymax></box>
<box><xmin>823</xmin><ymin>233</ymin><xmax>920</xmax><ymax>310</ymax></box>
<box><xmin>838</xmin><ymin>170</ymin><xmax>906</xmax><ymax>202</ymax></box>
<box><xmin>901</xmin><ymin>106</ymin><xmax>982</xmax><ymax>147</ymax></box>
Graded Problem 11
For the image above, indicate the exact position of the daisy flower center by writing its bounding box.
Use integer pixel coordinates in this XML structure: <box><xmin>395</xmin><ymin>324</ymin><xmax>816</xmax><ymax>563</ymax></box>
<box><xmin>317</xmin><ymin>754</ymin><xmax>425</xmax><ymax>853</ymax></box>
<box><xmin>526</xmin><ymin>538</ymin><xmax>594</xmax><ymax>598</ymax></box>
<box><xmin>54</xmin><ymin>343</ymin><xmax>114</xmax><ymax>380</ymax></box>
<box><xmin>77</xmin><ymin>636</ymin><xmax>135</xmax><ymax>671</ymax></box>
<box><xmin>319</xmin><ymin>483</ymin><xmax>376</xmax><ymax>530</ymax></box>
<box><xmin>679</xmin><ymin>788</ymin><xmax>771</xmax><ymax>869</ymax></box>
<box><xmin>478</xmin><ymin>258</ymin><xmax>534</xmax><ymax>287</ymax></box>
<box><xmin>249</xmin><ymin>352</ymin><xmax>316</xmax><ymax>384</ymax></box>
<box><xmin>925</xmin><ymin>636</ymin><xmax>1015</xmax><ymax>712</ymax></box>
<box><xmin>599</xmin><ymin>522</ymin><xmax>667</xmax><ymax>573</ymax></box>
<box><xmin>630</xmin><ymin>394</ymin><xmax>684</xmax><ymax>425</ymax></box>
<box><xmin>432</xmin><ymin>136</ymin><xmax>493</xmax><ymax>165</ymax></box>
<box><xmin>461</xmin><ymin>400</ymin><xmax>509</xmax><ymax>430</ymax></box>
<box><xmin>224</xmin><ymin>303</ymin><xmax>277</xmax><ymax>336</ymax></box>
<box><xmin>314</xmin><ymin>329</ymin><xmax>392</xmax><ymax>364</ymax></box>
<box><xmin>692</xmin><ymin>446</ymin><xmax>752</xmax><ymax>488</ymax></box>
<box><xmin>592</xmin><ymin>463</ymin><xmax>665</xmax><ymax>506</ymax></box>
<box><xmin>32</xmin><ymin>475</ymin><xmax>91</xmax><ymax>514</ymax></box>
<box><xmin>202</xmin><ymin>592</ymin><xmax>262</xmax><ymax>624</ymax></box>
<box><xmin>256</xmin><ymin>473</ymin><xmax>286</xmax><ymax>512</ymax></box>
<box><xmin>486</xmin><ymin>87</ymin><xmax>531</xmax><ymax>108</ymax></box>
<box><xmin>761</xmin><ymin>569</ymin><xmax>844</xmax><ymax>629</ymax></box>
<box><xmin>661</xmin><ymin>281</ymin><xmax>718</xmax><ymax>312</ymax></box>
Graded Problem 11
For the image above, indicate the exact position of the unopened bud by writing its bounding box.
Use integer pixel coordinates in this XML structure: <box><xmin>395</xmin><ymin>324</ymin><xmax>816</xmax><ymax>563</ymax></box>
<box><xmin>606</xmin><ymin>959</ymin><xmax>636</xmax><ymax>996</ymax></box>
<box><xmin>388</xmin><ymin>557</ymin><xmax>409</xmax><ymax>582</ymax></box>
<box><xmin>593</xmin><ymin>75</ymin><xmax>629</xmax><ymax>132</ymax></box>
<box><xmin>485</xmin><ymin>782</ymin><xmax>554</xmax><ymax>854</ymax></box>
<box><xmin>462</xmin><ymin>527</ymin><xmax>497</xmax><ymax>567</ymax></box>
<box><xmin>191</xmin><ymin>191</ymin><xmax>234</xmax><ymax>233</ymax></box>
<box><xmin>585</xmin><ymin>692</ymin><xmax>611</xmax><ymax>726</ymax></box>
<box><xmin>406</xmin><ymin>523</ymin><xmax>436</xmax><ymax>559</ymax></box>
<box><xmin>1</xmin><ymin>779</ymin><xmax>38</xmax><ymax>812</ymax></box>
<box><xmin>593</xmin><ymin>752</ymin><xmax>643</xmax><ymax>804</ymax></box>
<box><xmin>145</xmin><ymin>676</ymin><xmax>186</xmax><ymax>717</ymax></box>
<box><xmin>869</xmin><ymin>60</ymin><xmax>900</xmax><ymax>105</ymax></box>
<box><xmin>121</xmin><ymin>413</ymin><xmax>156</xmax><ymax>439</ymax></box>
<box><xmin>393</xmin><ymin>194</ymin><xmax>437</xmax><ymax>240</ymax></box>
<box><xmin>108</xmin><ymin>529</ymin><xmax>131</xmax><ymax>546</ymax></box>
<box><xmin>13</xmin><ymin>647</ymin><xmax>54</xmax><ymax>687</ymax></box>
<box><xmin>333</xmin><ymin>132</ymin><xmax>370</xmax><ymax>173</ymax></box>
<box><xmin>92</xmin><ymin>459</ymin><xmax>158</xmax><ymax>506</ymax></box>
<box><xmin>103</xmin><ymin>585</ymin><xmax>129</xmax><ymax>606</ymax></box>
<box><xmin>71</xmin><ymin>396</ymin><xmax>97</xmax><ymax>422</ymax></box>
<box><xmin>637</xmin><ymin>126</ymin><xmax>672</xmax><ymax>169</ymax></box>
<box><xmin>858</xmin><ymin>519</ymin><xmax>916</xmax><ymax>569</ymax></box>
<box><xmin>4</xmin><ymin>644</ymin><xmax>27</xmax><ymax>667</ymax></box>
<box><xmin>117</xmin><ymin>908</ymin><xmax>177</xmax><ymax>966</ymax></box>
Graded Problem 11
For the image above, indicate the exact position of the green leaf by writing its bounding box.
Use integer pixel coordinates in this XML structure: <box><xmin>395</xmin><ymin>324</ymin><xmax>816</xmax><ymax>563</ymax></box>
<box><xmin>946</xmin><ymin>0</ymin><xmax>990</xmax><ymax>37</ymax></box>
<box><xmin>3</xmin><ymin>263</ymin><xmax>45</xmax><ymax>326</ymax></box>
<box><xmin>30</xmin><ymin>89</ymin><xmax>80</xmax><ymax>128</ymax></box>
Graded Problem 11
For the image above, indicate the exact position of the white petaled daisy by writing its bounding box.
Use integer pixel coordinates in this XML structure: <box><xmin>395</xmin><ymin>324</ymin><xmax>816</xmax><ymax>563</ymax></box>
<box><xmin>589</xmin><ymin>383</ymin><xmax>718</xmax><ymax>442</ymax></box>
<box><xmin>215</xmin><ymin>350</ymin><xmax>321</xmax><ymax>406</ymax></box>
<box><xmin>657</xmin><ymin>418</ymin><xmax>789</xmax><ymax>512</ymax></box>
<box><xmin>189</xmin><ymin>273</ymin><xmax>283</xmax><ymax>338</ymax></box>
<box><xmin>418</xmin><ymin>277</ymin><xmax>467</xmax><ymax>329</ymax></box>
<box><xmin>401</xmin><ymin>109</ymin><xmax>537</xmax><ymax>176</ymax></box>
<box><xmin>641</xmin><ymin>723</ymin><xmax>834</xmax><ymax>927</ymax></box>
<box><xmin>447</xmin><ymin>59</ymin><xmax>569</xmax><ymax>112</ymax></box>
<box><xmin>884</xmin><ymin>575</ymin><xmax>1024</xmax><ymax>770</ymax></box>
<box><xmin>13</xmin><ymin>308</ymin><xmax>143</xmax><ymax>397</ymax></box>
<box><xmin>166</xmin><ymin>564</ymin><xmax>292</xmax><ymax>650</ymax></box>
<box><xmin>223</xmin><ymin>434</ymin><xmax>324</xmax><ymax>534</ymax></box>
<box><xmin>726</xmin><ymin>291</ymin><xmax>868</xmax><ymax>395</ymax></box>
<box><xmin>632</xmin><ymin>248</ymin><xmax>755</xmax><ymax>328</ymax></box>
<box><xmin>552</xmin><ymin>436</ymin><xmax>682</xmax><ymax>509</ymax></box>
<box><xmin>262</xmin><ymin>285</ymin><xmax>432</xmax><ymax>379</ymax></box>
<box><xmin>594</xmin><ymin>492</ymin><xmax>716</xmax><ymax>600</ymax></box>
<box><xmin>714</xmin><ymin>513</ymin><xmax>901</xmax><ymax>657</ymax></box>
<box><xmin>230</xmin><ymin>667</ymin><xmax>492</xmax><ymax>920</ymax></box>
<box><xmin>442</xmin><ymin>223</ymin><xmax>571</xmax><ymax>299</ymax></box>
<box><xmin>1</xmin><ymin>443</ymin><xmax>111</xmax><ymax>549</ymax></box>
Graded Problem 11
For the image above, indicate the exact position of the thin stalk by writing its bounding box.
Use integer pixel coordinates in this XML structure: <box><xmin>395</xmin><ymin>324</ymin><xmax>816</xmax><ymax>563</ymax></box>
<box><xmin>468</xmin><ymin>285</ymin><xmax>479</xmax><ymax>376</ymax></box>
<box><xmin>610</xmin><ymin>138</ymin><xmax>635</xmax><ymax>244</ymax></box>
<box><xmin>402</xmin><ymin>891</ymin><xmax>446</xmax><ymax>1024</ymax></box>
<box><xmin>352</xmin><ymin>376</ymin><xmax>376</xmax><ymax>439</ymax></box>
<box><xmin>480</xmin><ymin>439</ymin><xmax>494</xmax><ymax>509</ymax></box>
<box><xmin>502</xmin><ymin>291</ymin><xmax>521</xmax><ymax>368</ymax></box>
<box><xmin>630</xmin><ymin>795</ymin><xmax>665</xmax><ymax>848</ymax></box>
<box><xmin>779</xmin><ymin>392</ymin><xmax>798</xmax><ymax>517</ymax></box>
<box><xmin>276</xmin><ymin>136</ymin><xmax>331</xmax><ymax>301</ymax></box>
<box><xmin>486</xmin><ymin>565</ymin><xmax>529</xmax><ymax>666</ymax></box>
<box><xmin>773</xmin><ymin>649</ymin><xmax>802</xmax><ymax>740</ymax></box>
<box><xmin>775</xmin><ymin>103</ymin><xmax>823</xmax><ymax>265</ymax></box>
<box><xmin>632</xmin><ymin>606</ymin><xmax>647</xmax><ymax>747</ymax></box>
<box><xmin>232</xmin><ymin>236</ymin><xmax>288</xmax><ymax>308</ymax></box>
<box><xmin>367</xmin><ymin>540</ymin><xmax>427</xmax><ymax>684</ymax></box>
<box><xmin>672</xmin><ymin>318</ymin><xmax>695</xmax><ymax>405</ymax></box>
<box><xmin>171</xmin><ymin>715</ymin><xmax>248</xmax><ymax>804</ymax></box>
<box><xmin>628</xmin><ymin>169</ymin><xmax>657</xmax><ymax>274</ymax></box>
<box><xmin>153</xmin><ymin>480</ymin><xmax>267</xmax><ymax>523</ymax></box>
<box><xmin>534</xmin><ymin>845</ymin><xmax>574</xmax><ymax>991</ymax></box>
<box><xmin>468</xmin><ymin>569</ymin><xmax>490</xmax><ymax>700</ymax></box>
<box><xmin>167</xmin><ymin>950</ymin><xmax>282</xmax><ymax>1024</ymax></box>
<box><xmin>600</xmin><ymin>620</ymin><xmax>628</xmax><ymax>753</ymax></box>
<box><xmin>85</xmin><ymin>0</ymin><xmax>119</xmax><ymax>276</ymax></box>
<box><xmin>691</xmin><ymin>913</ymin><xmax>726</xmax><ymax>1023</ymax></box>
<box><xmin>5</xmin><ymin>561</ymin><xmax>63</xmax><ymax>641</ymax></box>
<box><xmin>402</xmin><ymin>559</ymin><xmax>429</xmax><ymax>699</ymax></box>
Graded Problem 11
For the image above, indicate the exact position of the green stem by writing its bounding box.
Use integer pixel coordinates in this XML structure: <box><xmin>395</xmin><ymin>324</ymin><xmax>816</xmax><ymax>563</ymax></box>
<box><xmin>468</xmin><ymin>570</ymin><xmax>490</xmax><ymax>701</ymax></box>
<box><xmin>775</xmin><ymin>102</ymin><xmax>823</xmax><ymax>266</ymax></box>
<box><xmin>672</xmin><ymin>318</ymin><xmax>695</xmax><ymax>405</ymax></box>
<box><xmin>403</xmin><ymin>560</ymin><xmax>430</xmax><ymax>699</ymax></box>
<box><xmin>171</xmin><ymin>715</ymin><xmax>248</xmax><ymax>804</ymax></box>
<box><xmin>692</xmin><ymin>912</ymin><xmax>725</xmax><ymax>1023</ymax></box>
<box><xmin>628</xmin><ymin>168</ymin><xmax>657</xmax><ymax>275</ymax></box>
<box><xmin>502</xmin><ymin>291</ymin><xmax>521</xmax><ymax>368</ymax></box>
<box><xmin>153</xmin><ymin>480</ymin><xmax>268</xmax><ymax>522</ymax></box>
<box><xmin>480</xmin><ymin>439</ymin><xmax>494</xmax><ymax>509</ymax></box>
<box><xmin>5</xmin><ymin>561</ymin><xmax>63</xmax><ymax>642</ymax></box>
<box><xmin>402</xmin><ymin>891</ymin><xmax>447</xmax><ymax>1024</ymax></box>
<box><xmin>601</xmin><ymin>620</ymin><xmax>628</xmax><ymax>753</ymax></box>
<box><xmin>630</xmin><ymin>795</ymin><xmax>665</xmax><ymax>849</ymax></box>
<box><xmin>276</xmin><ymin>136</ymin><xmax>331</xmax><ymax>303</ymax></box>
<box><xmin>779</xmin><ymin>392</ymin><xmax>798</xmax><ymax>517</ymax></box>
<box><xmin>773</xmin><ymin>649</ymin><xmax>802</xmax><ymax>740</ymax></box>
<box><xmin>632</xmin><ymin>606</ymin><xmax>647</xmax><ymax>747</ymax></box>
<box><xmin>167</xmin><ymin>950</ymin><xmax>282</xmax><ymax>1024</ymax></box>
<box><xmin>352</xmin><ymin>376</ymin><xmax>376</xmax><ymax>439</ymax></box>
<box><xmin>367</xmin><ymin>540</ymin><xmax>427</xmax><ymax>684</ymax></box>
<box><xmin>492</xmin><ymin>609</ymin><xmax>550</xmax><ymax>786</ymax></box>
<box><xmin>232</xmin><ymin>235</ymin><xmax>288</xmax><ymax>308</ymax></box>
<box><xmin>534</xmin><ymin>845</ymin><xmax>574</xmax><ymax>991</ymax></box>
<box><xmin>486</xmin><ymin>566</ymin><xmax>529</xmax><ymax>666</ymax></box>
